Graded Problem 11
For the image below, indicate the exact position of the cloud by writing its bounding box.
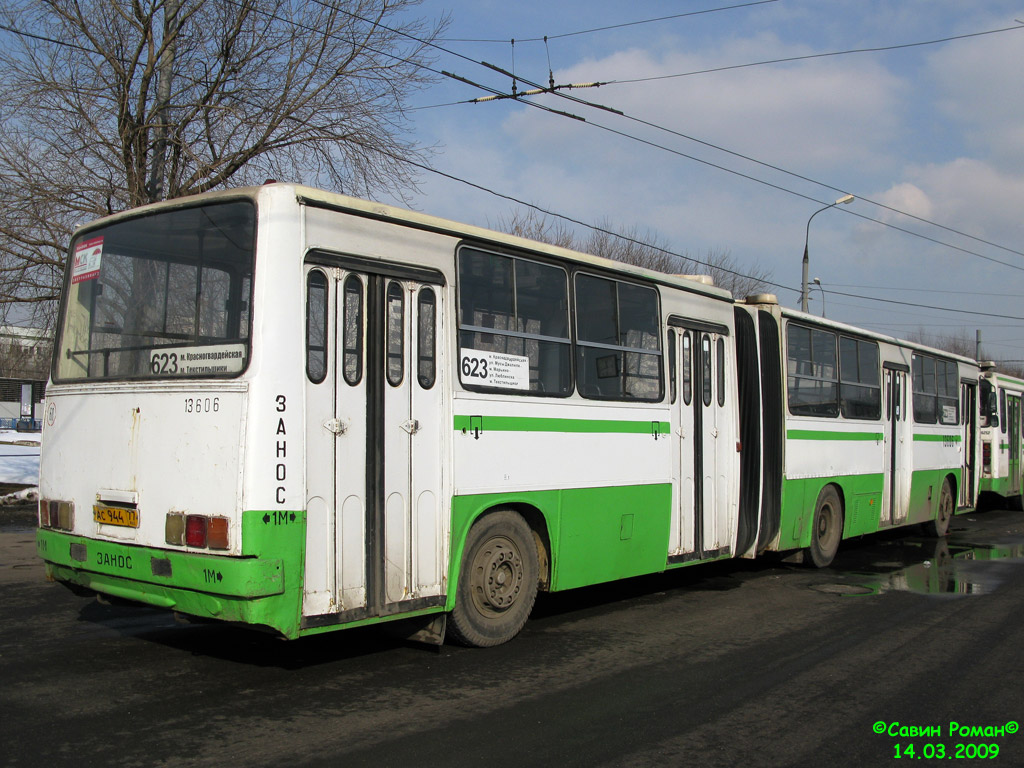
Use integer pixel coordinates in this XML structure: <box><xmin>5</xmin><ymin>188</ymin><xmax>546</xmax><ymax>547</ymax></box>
<box><xmin>927</xmin><ymin>28</ymin><xmax>1024</xmax><ymax>171</ymax></box>
<box><xmin>498</xmin><ymin>32</ymin><xmax>911</xmax><ymax>177</ymax></box>
<box><xmin>876</xmin><ymin>182</ymin><xmax>935</xmax><ymax>221</ymax></box>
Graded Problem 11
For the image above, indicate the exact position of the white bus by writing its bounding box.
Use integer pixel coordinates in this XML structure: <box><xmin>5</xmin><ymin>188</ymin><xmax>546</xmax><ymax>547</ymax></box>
<box><xmin>979</xmin><ymin>367</ymin><xmax>1024</xmax><ymax>508</ymax></box>
<box><xmin>734</xmin><ymin>298</ymin><xmax>979</xmax><ymax>566</ymax></box>
<box><xmin>36</xmin><ymin>183</ymin><xmax>976</xmax><ymax>646</ymax></box>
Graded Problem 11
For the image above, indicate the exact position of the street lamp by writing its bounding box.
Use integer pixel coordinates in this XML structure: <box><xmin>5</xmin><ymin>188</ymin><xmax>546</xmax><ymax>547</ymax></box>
<box><xmin>801</xmin><ymin>194</ymin><xmax>854</xmax><ymax>312</ymax></box>
<box><xmin>813</xmin><ymin>277</ymin><xmax>826</xmax><ymax>317</ymax></box>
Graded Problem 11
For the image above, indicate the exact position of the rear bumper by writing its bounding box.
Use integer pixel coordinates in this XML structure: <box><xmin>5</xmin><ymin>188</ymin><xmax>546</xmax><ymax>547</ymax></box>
<box><xmin>36</xmin><ymin>509</ymin><xmax>305</xmax><ymax>637</ymax></box>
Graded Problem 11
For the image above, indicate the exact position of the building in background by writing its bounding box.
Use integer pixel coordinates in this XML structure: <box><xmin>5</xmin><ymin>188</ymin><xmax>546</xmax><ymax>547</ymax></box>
<box><xmin>0</xmin><ymin>327</ymin><xmax>51</xmax><ymax>429</ymax></box>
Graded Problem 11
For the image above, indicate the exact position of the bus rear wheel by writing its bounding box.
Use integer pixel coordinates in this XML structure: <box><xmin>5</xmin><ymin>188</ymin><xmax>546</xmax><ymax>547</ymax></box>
<box><xmin>806</xmin><ymin>485</ymin><xmax>843</xmax><ymax>568</ymax></box>
<box><xmin>448</xmin><ymin>509</ymin><xmax>539</xmax><ymax>647</ymax></box>
<box><xmin>923</xmin><ymin>479</ymin><xmax>954</xmax><ymax>537</ymax></box>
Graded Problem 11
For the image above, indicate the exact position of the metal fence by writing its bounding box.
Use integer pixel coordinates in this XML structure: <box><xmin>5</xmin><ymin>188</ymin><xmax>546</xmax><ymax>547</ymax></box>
<box><xmin>0</xmin><ymin>418</ymin><xmax>42</xmax><ymax>432</ymax></box>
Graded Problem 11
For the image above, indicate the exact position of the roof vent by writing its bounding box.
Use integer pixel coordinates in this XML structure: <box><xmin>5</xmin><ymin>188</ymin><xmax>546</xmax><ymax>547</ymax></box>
<box><xmin>745</xmin><ymin>293</ymin><xmax>778</xmax><ymax>305</ymax></box>
<box><xmin>675</xmin><ymin>274</ymin><xmax>715</xmax><ymax>286</ymax></box>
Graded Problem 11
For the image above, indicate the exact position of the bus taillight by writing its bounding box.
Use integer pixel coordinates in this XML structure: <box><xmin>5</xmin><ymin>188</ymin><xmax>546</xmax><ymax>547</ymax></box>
<box><xmin>39</xmin><ymin>500</ymin><xmax>74</xmax><ymax>531</ymax></box>
<box><xmin>185</xmin><ymin>515</ymin><xmax>208</xmax><ymax>548</ymax></box>
<box><xmin>166</xmin><ymin>513</ymin><xmax>229</xmax><ymax>550</ymax></box>
<box><xmin>207</xmin><ymin>517</ymin><xmax>229</xmax><ymax>550</ymax></box>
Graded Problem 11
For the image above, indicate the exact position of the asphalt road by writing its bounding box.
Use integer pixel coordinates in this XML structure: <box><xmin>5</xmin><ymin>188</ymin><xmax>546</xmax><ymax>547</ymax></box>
<box><xmin>3</xmin><ymin>502</ymin><xmax>1024</xmax><ymax>768</ymax></box>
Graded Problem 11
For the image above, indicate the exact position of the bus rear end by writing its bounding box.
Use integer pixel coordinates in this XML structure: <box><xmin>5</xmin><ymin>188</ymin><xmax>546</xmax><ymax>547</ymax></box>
<box><xmin>36</xmin><ymin>196</ymin><xmax>302</xmax><ymax>637</ymax></box>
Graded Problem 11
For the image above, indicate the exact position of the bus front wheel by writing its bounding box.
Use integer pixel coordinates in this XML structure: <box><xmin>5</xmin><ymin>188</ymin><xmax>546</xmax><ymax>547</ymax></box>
<box><xmin>806</xmin><ymin>486</ymin><xmax>843</xmax><ymax>568</ymax></box>
<box><xmin>448</xmin><ymin>509</ymin><xmax>539</xmax><ymax>647</ymax></box>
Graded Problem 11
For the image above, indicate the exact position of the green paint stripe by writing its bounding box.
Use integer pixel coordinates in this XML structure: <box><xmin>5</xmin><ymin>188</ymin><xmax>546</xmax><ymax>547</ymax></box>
<box><xmin>453</xmin><ymin>414</ymin><xmax>670</xmax><ymax>434</ymax></box>
<box><xmin>36</xmin><ymin>528</ymin><xmax>285</xmax><ymax>598</ymax></box>
<box><xmin>786</xmin><ymin>429</ymin><xmax>883</xmax><ymax>441</ymax></box>
<box><xmin>913</xmin><ymin>434</ymin><xmax>962</xmax><ymax>442</ymax></box>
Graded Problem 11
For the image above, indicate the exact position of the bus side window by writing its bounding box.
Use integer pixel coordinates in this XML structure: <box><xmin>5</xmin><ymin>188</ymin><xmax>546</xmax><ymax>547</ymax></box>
<box><xmin>716</xmin><ymin>336</ymin><xmax>726</xmax><ymax>407</ymax></box>
<box><xmin>786</xmin><ymin>323</ymin><xmax>839</xmax><ymax>417</ymax></box>
<box><xmin>343</xmin><ymin>274</ymin><xmax>363</xmax><ymax>386</ymax></box>
<box><xmin>386</xmin><ymin>281</ymin><xmax>404</xmax><ymax>387</ymax></box>
<box><xmin>682</xmin><ymin>332</ymin><xmax>692</xmax><ymax>405</ymax></box>
<box><xmin>701</xmin><ymin>334</ymin><xmax>712</xmax><ymax>407</ymax></box>
<box><xmin>417</xmin><ymin>288</ymin><xmax>436</xmax><ymax>389</ymax></box>
<box><xmin>912</xmin><ymin>354</ymin><xmax>937</xmax><ymax>423</ymax></box>
<box><xmin>668</xmin><ymin>329</ymin><xmax>676</xmax><ymax>404</ymax></box>
<box><xmin>839</xmin><ymin>336</ymin><xmax>881</xmax><ymax>420</ymax></box>
<box><xmin>575</xmin><ymin>274</ymin><xmax>662</xmax><ymax>401</ymax></box>
<box><xmin>885</xmin><ymin>371</ymin><xmax>891</xmax><ymax>420</ymax></box>
<box><xmin>306</xmin><ymin>270</ymin><xmax>328</xmax><ymax>384</ymax></box>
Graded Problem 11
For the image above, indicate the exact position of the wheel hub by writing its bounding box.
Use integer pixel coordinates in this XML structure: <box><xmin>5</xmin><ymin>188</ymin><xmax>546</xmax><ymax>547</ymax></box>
<box><xmin>472</xmin><ymin>536</ymin><xmax>524</xmax><ymax>614</ymax></box>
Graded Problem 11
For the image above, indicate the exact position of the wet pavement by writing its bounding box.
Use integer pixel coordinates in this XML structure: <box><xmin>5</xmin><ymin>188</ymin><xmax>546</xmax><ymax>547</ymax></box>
<box><xmin>4</xmin><ymin>505</ymin><xmax>1024</xmax><ymax>767</ymax></box>
<box><xmin>809</xmin><ymin>522</ymin><xmax>1024</xmax><ymax>597</ymax></box>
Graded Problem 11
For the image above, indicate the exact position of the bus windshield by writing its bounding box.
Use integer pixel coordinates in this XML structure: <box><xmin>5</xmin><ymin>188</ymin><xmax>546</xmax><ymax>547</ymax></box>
<box><xmin>54</xmin><ymin>201</ymin><xmax>255</xmax><ymax>381</ymax></box>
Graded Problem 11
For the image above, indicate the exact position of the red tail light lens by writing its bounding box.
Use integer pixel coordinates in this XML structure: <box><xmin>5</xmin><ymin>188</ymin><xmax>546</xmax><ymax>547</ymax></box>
<box><xmin>185</xmin><ymin>515</ymin><xmax>208</xmax><ymax>548</ymax></box>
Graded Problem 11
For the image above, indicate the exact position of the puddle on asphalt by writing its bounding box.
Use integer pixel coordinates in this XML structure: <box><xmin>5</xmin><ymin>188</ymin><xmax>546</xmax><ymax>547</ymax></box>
<box><xmin>811</xmin><ymin>539</ymin><xmax>1024</xmax><ymax>597</ymax></box>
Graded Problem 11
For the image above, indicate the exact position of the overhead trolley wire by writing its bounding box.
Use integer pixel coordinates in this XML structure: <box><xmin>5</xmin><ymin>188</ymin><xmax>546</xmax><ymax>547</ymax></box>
<box><xmin>438</xmin><ymin>1</ymin><xmax>779</xmax><ymax>43</ymax></box>
<box><xmin>610</xmin><ymin>23</ymin><xmax>1024</xmax><ymax>84</ymax></box>
<box><xmin>386</xmin><ymin>7</ymin><xmax>1024</xmax><ymax>269</ymax></box>
<box><xmin>14</xmin><ymin>6</ymin><xmax>1024</xmax><ymax>270</ymax></box>
<box><xmin>10</xmin><ymin>2</ymin><xmax>1023</xmax><ymax>318</ymax></box>
<box><xmin>456</xmin><ymin>60</ymin><xmax>1024</xmax><ymax>273</ymax></box>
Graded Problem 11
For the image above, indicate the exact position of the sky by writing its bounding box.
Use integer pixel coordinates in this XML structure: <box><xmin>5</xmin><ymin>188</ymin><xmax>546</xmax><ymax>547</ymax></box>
<box><xmin>393</xmin><ymin>0</ymin><xmax>1024</xmax><ymax>366</ymax></box>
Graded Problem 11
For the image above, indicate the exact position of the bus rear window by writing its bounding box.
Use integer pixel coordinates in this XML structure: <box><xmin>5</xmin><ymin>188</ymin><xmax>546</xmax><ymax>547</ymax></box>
<box><xmin>55</xmin><ymin>201</ymin><xmax>255</xmax><ymax>381</ymax></box>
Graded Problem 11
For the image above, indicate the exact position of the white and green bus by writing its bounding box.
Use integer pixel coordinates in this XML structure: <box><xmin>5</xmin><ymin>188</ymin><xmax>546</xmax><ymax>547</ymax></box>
<box><xmin>979</xmin><ymin>367</ymin><xmax>1024</xmax><ymax>508</ymax></box>
<box><xmin>36</xmin><ymin>184</ymin><xmax>977</xmax><ymax>646</ymax></box>
<box><xmin>734</xmin><ymin>298</ymin><xmax>979</xmax><ymax>566</ymax></box>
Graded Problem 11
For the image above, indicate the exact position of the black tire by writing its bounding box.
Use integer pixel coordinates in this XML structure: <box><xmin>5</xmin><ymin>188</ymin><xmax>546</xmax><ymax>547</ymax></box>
<box><xmin>806</xmin><ymin>485</ymin><xmax>843</xmax><ymax>568</ymax></box>
<box><xmin>923</xmin><ymin>478</ymin><xmax>954</xmax><ymax>537</ymax></box>
<box><xmin>448</xmin><ymin>509</ymin><xmax>539</xmax><ymax>647</ymax></box>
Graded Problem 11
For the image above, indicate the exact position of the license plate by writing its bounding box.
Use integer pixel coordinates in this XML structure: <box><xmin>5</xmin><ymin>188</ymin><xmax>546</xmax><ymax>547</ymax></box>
<box><xmin>93</xmin><ymin>505</ymin><xmax>139</xmax><ymax>528</ymax></box>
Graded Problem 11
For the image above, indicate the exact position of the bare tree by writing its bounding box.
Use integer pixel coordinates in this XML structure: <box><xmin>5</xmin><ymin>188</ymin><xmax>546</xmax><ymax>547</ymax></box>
<box><xmin>693</xmin><ymin>246</ymin><xmax>775</xmax><ymax>300</ymax></box>
<box><xmin>905</xmin><ymin>327</ymin><xmax>978</xmax><ymax>359</ymax></box>
<box><xmin>492</xmin><ymin>208</ymin><xmax>576</xmax><ymax>251</ymax></box>
<box><xmin>906</xmin><ymin>327</ymin><xmax>1024</xmax><ymax>377</ymax></box>
<box><xmin>495</xmin><ymin>208</ymin><xmax>774</xmax><ymax>297</ymax></box>
<box><xmin>0</xmin><ymin>0</ymin><xmax>447</xmax><ymax>326</ymax></box>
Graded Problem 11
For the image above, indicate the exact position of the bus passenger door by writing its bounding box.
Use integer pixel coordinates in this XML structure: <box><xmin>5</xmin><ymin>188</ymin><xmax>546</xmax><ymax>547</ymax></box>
<box><xmin>304</xmin><ymin>268</ymin><xmax>370</xmax><ymax>617</ymax></box>
<box><xmin>961</xmin><ymin>382</ymin><xmax>977</xmax><ymax>508</ymax></box>
<box><xmin>670</xmin><ymin>329</ymin><xmax>725</xmax><ymax>559</ymax></box>
<box><xmin>303</xmin><ymin>266</ymin><xmax>446</xmax><ymax>622</ymax></box>
<box><xmin>1009</xmin><ymin>395</ymin><xmax>1022</xmax><ymax>497</ymax></box>
<box><xmin>670</xmin><ymin>330</ymin><xmax>697</xmax><ymax>557</ymax></box>
<box><xmin>380</xmin><ymin>279</ymin><xmax>446</xmax><ymax>609</ymax></box>
<box><xmin>883</xmin><ymin>368</ymin><xmax>910</xmax><ymax>526</ymax></box>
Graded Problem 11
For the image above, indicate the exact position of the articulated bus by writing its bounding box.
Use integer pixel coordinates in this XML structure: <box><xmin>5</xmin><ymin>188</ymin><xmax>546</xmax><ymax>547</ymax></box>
<box><xmin>736</xmin><ymin>299</ymin><xmax>978</xmax><ymax>566</ymax></box>
<box><xmin>979</xmin><ymin>367</ymin><xmax>1024</xmax><ymax>508</ymax></box>
<box><xmin>36</xmin><ymin>184</ymin><xmax>979</xmax><ymax>647</ymax></box>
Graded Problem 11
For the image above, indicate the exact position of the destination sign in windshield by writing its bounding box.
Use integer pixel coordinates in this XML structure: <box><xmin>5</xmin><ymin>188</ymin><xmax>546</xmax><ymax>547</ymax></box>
<box><xmin>149</xmin><ymin>344</ymin><xmax>247</xmax><ymax>376</ymax></box>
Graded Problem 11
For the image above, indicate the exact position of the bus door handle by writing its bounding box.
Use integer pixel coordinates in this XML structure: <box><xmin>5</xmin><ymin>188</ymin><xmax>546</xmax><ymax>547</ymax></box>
<box><xmin>323</xmin><ymin>418</ymin><xmax>347</xmax><ymax>435</ymax></box>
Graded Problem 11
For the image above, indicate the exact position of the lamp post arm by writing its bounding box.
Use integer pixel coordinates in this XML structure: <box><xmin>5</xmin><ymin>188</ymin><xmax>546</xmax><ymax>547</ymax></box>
<box><xmin>801</xmin><ymin>203</ymin><xmax>833</xmax><ymax>312</ymax></box>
